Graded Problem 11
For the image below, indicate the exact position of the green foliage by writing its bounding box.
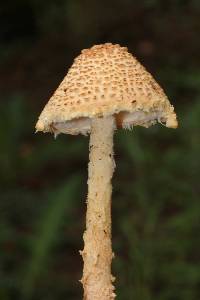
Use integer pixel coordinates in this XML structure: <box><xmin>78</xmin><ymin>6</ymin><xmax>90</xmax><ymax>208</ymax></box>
<box><xmin>22</xmin><ymin>175</ymin><xmax>81</xmax><ymax>299</ymax></box>
<box><xmin>113</xmin><ymin>102</ymin><xmax>200</xmax><ymax>299</ymax></box>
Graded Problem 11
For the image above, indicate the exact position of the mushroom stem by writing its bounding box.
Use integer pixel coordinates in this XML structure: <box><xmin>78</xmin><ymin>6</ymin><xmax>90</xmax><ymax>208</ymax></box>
<box><xmin>81</xmin><ymin>116</ymin><xmax>116</xmax><ymax>300</ymax></box>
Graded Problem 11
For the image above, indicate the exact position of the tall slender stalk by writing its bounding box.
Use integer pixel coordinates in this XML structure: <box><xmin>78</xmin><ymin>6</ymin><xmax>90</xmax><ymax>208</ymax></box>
<box><xmin>80</xmin><ymin>116</ymin><xmax>116</xmax><ymax>300</ymax></box>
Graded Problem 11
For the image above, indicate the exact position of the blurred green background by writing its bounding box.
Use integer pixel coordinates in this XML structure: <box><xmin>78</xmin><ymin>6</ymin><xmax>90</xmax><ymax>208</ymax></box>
<box><xmin>0</xmin><ymin>0</ymin><xmax>200</xmax><ymax>299</ymax></box>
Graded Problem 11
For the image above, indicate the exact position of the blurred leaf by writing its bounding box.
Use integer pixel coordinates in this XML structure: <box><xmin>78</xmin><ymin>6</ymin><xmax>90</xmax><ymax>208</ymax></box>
<box><xmin>21</xmin><ymin>174</ymin><xmax>81</xmax><ymax>299</ymax></box>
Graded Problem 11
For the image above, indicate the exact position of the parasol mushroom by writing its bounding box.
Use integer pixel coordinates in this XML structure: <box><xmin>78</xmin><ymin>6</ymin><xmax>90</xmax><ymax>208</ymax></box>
<box><xmin>35</xmin><ymin>43</ymin><xmax>178</xmax><ymax>300</ymax></box>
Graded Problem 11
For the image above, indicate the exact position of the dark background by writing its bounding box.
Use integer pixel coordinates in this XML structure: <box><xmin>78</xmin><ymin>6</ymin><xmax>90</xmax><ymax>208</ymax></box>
<box><xmin>0</xmin><ymin>1</ymin><xmax>200</xmax><ymax>299</ymax></box>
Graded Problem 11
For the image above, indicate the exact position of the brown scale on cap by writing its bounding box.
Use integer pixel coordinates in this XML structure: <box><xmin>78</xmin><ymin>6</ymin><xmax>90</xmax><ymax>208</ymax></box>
<box><xmin>36</xmin><ymin>43</ymin><xmax>178</xmax><ymax>135</ymax></box>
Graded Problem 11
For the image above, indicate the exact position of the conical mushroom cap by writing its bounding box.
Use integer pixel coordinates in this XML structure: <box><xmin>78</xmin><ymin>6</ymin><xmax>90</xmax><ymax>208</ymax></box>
<box><xmin>36</xmin><ymin>43</ymin><xmax>177</xmax><ymax>135</ymax></box>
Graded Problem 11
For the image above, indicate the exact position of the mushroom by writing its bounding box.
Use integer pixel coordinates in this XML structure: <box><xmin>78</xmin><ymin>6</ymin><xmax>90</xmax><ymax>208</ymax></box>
<box><xmin>35</xmin><ymin>43</ymin><xmax>178</xmax><ymax>300</ymax></box>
